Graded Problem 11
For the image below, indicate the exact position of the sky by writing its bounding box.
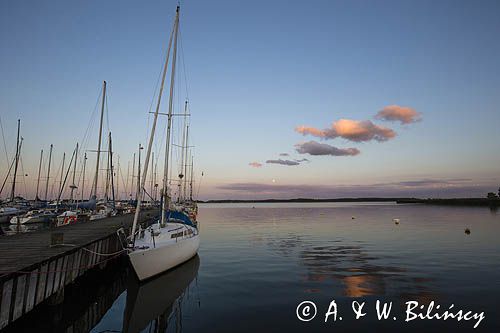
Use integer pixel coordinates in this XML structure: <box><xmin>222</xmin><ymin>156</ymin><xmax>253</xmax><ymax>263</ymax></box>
<box><xmin>1</xmin><ymin>0</ymin><xmax>499</xmax><ymax>200</ymax></box>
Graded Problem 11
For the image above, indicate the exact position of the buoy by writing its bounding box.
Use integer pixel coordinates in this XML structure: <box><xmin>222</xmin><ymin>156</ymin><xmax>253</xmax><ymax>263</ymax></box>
<box><xmin>393</xmin><ymin>218</ymin><xmax>400</xmax><ymax>225</ymax></box>
<box><xmin>465</xmin><ymin>228</ymin><xmax>471</xmax><ymax>235</ymax></box>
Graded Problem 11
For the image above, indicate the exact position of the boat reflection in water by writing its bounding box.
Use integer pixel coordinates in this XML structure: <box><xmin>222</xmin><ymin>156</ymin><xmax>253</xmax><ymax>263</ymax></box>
<box><xmin>123</xmin><ymin>255</ymin><xmax>200</xmax><ymax>333</ymax></box>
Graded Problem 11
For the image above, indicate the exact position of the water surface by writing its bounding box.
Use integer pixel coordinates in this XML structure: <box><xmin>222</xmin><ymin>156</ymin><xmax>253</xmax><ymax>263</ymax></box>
<box><xmin>11</xmin><ymin>202</ymin><xmax>500</xmax><ymax>332</ymax></box>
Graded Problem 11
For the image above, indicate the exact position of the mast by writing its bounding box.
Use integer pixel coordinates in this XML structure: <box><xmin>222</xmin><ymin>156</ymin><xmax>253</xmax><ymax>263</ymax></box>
<box><xmin>189</xmin><ymin>155</ymin><xmax>194</xmax><ymax>201</ymax></box>
<box><xmin>0</xmin><ymin>150</ymin><xmax>16</xmax><ymax>198</ymax></box>
<box><xmin>183</xmin><ymin>124</ymin><xmax>189</xmax><ymax>201</ymax></box>
<box><xmin>109</xmin><ymin>132</ymin><xmax>116</xmax><ymax>207</ymax></box>
<box><xmin>81</xmin><ymin>152</ymin><xmax>87</xmax><ymax>202</ymax></box>
<box><xmin>35</xmin><ymin>149</ymin><xmax>43</xmax><ymax>201</ymax></box>
<box><xmin>125</xmin><ymin>161</ymin><xmax>130</xmax><ymax>201</ymax></box>
<box><xmin>178</xmin><ymin>101</ymin><xmax>188</xmax><ymax>202</ymax></box>
<box><xmin>92</xmin><ymin>80</ymin><xmax>106</xmax><ymax>198</ymax></box>
<box><xmin>70</xmin><ymin>143</ymin><xmax>79</xmax><ymax>202</ymax></box>
<box><xmin>58</xmin><ymin>152</ymin><xmax>66</xmax><ymax>201</ymax></box>
<box><xmin>10</xmin><ymin>119</ymin><xmax>20</xmax><ymax>201</ymax></box>
<box><xmin>131</xmin><ymin>153</ymin><xmax>135</xmax><ymax>200</ymax></box>
<box><xmin>179</xmin><ymin>102</ymin><xmax>187</xmax><ymax>198</ymax></box>
<box><xmin>136</xmin><ymin>144</ymin><xmax>142</xmax><ymax>202</ymax></box>
<box><xmin>131</xmin><ymin>5</ymin><xmax>179</xmax><ymax>238</ymax></box>
<box><xmin>154</xmin><ymin>158</ymin><xmax>158</xmax><ymax>202</ymax></box>
<box><xmin>44</xmin><ymin>144</ymin><xmax>53</xmax><ymax>201</ymax></box>
<box><xmin>105</xmin><ymin>134</ymin><xmax>111</xmax><ymax>202</ymax></box>
<box><xmin>161</xmin><ymin>5</ymin><xmax>180</xmax><ymax>224</ymax></box>
<box><xmin>116</xmin><ymin>155</ymin><xmax>120</xmax><ymax>202</ymax></box>
<box><xmin>57</xmin><ymin>146</ymin><xmax>76</xmax><ymax>207</ymax></box>
<box><xmin>150</xmin><ymin>151</ymin><xmax>154</xmax><ymax>203</ymax></box>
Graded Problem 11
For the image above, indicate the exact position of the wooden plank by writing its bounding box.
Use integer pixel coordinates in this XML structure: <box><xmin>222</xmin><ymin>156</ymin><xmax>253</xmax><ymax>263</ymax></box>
<box><xmin>64</xmin><ymin>253</ymin><xmax>74</xmax><ymax>286</ymax></box>
<box><xmin>59</xmin><ymin>256</ymin><xmax>68</xmax><ymax>288</ymax></box>
<box><xmin>0</xmin><ymin>279</ymin><xmax>13</xmax><ymax>329</ymax></box>
<box><xmin>35</xmin><ymin>264</ymin><xmax>47</xmax><ymax>305</ymax></box>
<box><xmin>84</xmin><ymin>247</ymin><xmax>90</xmax><ymax>270</ymax></box>
<box><xmin>12</xmin><ymin>275</ymin><xmax>26</xmax><ymax>321</ymax></box>
<box><xmin>70</xmin><ymin>251</ymin><xmax>79</xmax><ymax>282</ymax></box>
<box><xmin>90</xmin><ymin>243</ymin><xmax>97</xmax><ymax>267</ymax></box>
<box><xmin>53</xmin><ymin>258</ymin><xmax>63</xmax><ymax>292</ymax></box>
<box><xmin>96</xmin><ymin>241</ymin><xmax>101</xmax><ymax>264</ymax></box>
<box><xmin>24</xmin><ymin>270</ymin><xmax>38</xmax><ymax>313</ymax></box>
<box><xmin>45</xmin><ymin>260</ymin><xmax>56</xmax><ymax>298</ymax></box>
<box><xmin>76</xmin><ymin>249</ymin><xmax>84</xmax><ymax>278</ymax></box>
<box><xmin>101</xmin><ymin>239</ymin><xmax>110</xmax><ymax>269</ymax></box>
<box><xmin>97</xmin><ymin>240</ymin><xmax>103</xmax><ymax>264</ymax></box>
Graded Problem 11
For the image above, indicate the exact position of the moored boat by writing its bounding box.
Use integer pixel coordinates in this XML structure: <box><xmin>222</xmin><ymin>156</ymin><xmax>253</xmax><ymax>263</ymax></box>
<box><xmin>124</xmin><ymin>5</ymin><xmax>200</xmax><ymax>282</ymax></box>
<box><xmin>57</xmin><ymin>210</ymin><xmax>79</xmax><ymax>226</ymax></box>
<box><xmin>9</xmin><ymin>209</ymin><xmax>56</xmax><ymax>224</ymax></box>
<box><xmin>0</xmin><ymin>207</ymin><xmax>22</xmax><ymax>223</ymax></box>
<box><xmin>56</xmin><ymin>210</ymin><xmax>90</xmax><ymax>226</ymax></box>
<box><xmin>128</xmin><ymin>220</ymin><xmax>199</xmax><ymax>281</ymax></box>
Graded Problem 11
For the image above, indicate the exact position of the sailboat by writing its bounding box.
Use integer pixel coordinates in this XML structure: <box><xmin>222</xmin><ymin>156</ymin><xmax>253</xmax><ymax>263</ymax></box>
<box><xmin>0</xmin><ymin>119</ymin><xmax>30</xmax><ymax>220</ymax></box>
<box><xmin>10</xmin><ymin>209</ymin><xmax>56</xmax><ymax>224</ymax></box>
<box><xmin>171</xmin><ymin>99</ymin><xmax>199</xmax><ymax>224</ymax></box>
<box><xmin>89</xmin><ymin>82</ymin><xmax>117</xmax><ymax>220</ymax></box>
<box><xmin>56</xmin><ymin>81</ymin><xmax>115</xmax><ymax>225</ymax></box>
<box><xmin>125</xmin><ymin>5</ymin><xmax>199</xmax><ymax>281</ymax></box>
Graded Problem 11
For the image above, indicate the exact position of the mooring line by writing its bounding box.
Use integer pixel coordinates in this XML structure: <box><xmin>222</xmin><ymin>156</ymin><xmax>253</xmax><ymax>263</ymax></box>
<box><xmin>0</xmin><ymin>250</ymin><xmax>126</xmax><ymax>277</ymax></box>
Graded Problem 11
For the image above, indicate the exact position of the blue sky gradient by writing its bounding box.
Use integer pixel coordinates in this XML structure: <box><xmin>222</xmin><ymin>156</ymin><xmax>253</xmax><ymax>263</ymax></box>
<box><xmin>1</xmin><ymin>0</ymin><xmax>499</xmax><ymax>199</ymax></box>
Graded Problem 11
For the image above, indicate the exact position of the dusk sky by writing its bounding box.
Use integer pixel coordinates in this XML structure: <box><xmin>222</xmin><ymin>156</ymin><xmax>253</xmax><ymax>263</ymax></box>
<box><xmin>1</xmin><ymin>0</ymin><xmax>499</xmax><ymax>200</ymax></box>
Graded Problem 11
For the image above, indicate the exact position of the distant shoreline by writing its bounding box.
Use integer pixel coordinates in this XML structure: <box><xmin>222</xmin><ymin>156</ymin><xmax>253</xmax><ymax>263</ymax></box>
<box><xmin>198</xmin><ymin>197</ymin><xmax>500</xmax><ymax>207</ymax></box>
<box><xmin>396</xmin><ymin>198</ymin><xmax>500</xmax><ymax>207</ymax></box>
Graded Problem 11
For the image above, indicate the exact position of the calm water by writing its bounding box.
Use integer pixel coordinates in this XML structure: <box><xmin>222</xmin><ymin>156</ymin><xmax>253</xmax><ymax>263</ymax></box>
<box><xmin>8</xmin><ymin>202</ymin><xmax>500</xmax><ymax>332</ymax></box>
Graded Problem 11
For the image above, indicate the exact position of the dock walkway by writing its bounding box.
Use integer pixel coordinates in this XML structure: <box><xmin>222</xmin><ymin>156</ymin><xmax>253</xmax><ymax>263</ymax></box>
<box><xmin>0</xmin><ymin>210</ymin><xmax>157</xmax><ymax>329</ymax></box>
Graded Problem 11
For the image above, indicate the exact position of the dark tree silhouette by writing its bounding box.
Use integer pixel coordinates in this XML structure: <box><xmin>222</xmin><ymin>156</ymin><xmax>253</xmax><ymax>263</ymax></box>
<box><xmin>487</xmin><ymin>192</ymin><xmax>498</xmax><ymax>200</ymax></box>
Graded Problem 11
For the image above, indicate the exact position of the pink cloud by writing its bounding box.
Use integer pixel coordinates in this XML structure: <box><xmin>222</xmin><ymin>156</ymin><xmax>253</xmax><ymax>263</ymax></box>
<box><xmin>375</xmin><ymin>105</ymin><xmax>421</xmax><ymax>124</ymax></box>
<box><xmin>249</xmin><ymin>162</ymin><xmax>263</xmax><ymax>168</ymax></box>
<box><xmin>296</xmin><ymin>119</ymin><xmax>396</xmax><ymax>142</ymax></box>
<box><xmin>295</xmin><ymin>126</ymin><xmax>326</xmax><ymax>138</ymax></box>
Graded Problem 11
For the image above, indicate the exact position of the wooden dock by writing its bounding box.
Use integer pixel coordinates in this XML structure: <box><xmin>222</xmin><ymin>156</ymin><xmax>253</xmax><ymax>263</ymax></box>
<box><xmin>0</xmin><ymin>210</ymin><xmax>157</xmax><ymax>330</ymax></box>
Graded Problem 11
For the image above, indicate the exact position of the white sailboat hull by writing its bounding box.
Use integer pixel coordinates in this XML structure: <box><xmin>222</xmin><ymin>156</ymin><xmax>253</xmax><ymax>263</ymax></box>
<box><xmin>10</xmin><ymin>211</ymin><xmax>55</xmax><ymax>224</ymax></box>
<box><xmin>128</xmin><ymin>230</ymin><xmax>199</xmax><ymax>281</ymax></box>
<box><xmin>10</xmin><ymin>216</ymin><xmax>44</xmax><ymax>224</ymax></box>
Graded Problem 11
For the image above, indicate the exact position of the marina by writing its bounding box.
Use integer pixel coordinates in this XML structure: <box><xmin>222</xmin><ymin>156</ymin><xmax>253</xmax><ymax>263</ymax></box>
<box><xmin>1</xmin><ymin>0</ymin><xmax>500</xmax><ymax>332</ymax></box>
<box><xmin>0</xmin><ymin>209</ymin><xmax>157</xmax><ymax>330</ymax></box>
<box><xmin>0</xmin><ymin>3</ymin><xmax>200</xmax><ymax>330</ymax></box>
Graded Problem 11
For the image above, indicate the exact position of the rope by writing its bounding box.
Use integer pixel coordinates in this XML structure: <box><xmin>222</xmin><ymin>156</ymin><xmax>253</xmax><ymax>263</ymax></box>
<box><xmin>0</xmin><ymin>115</ymin><xmax>9</xmax><ymax>167</ymax></box>
<box><xmin>0</xmin><ymin>250</ymin><xmax>126</xmax><ymax>277</ymax></box>
<box><xmin>49</xmin><ymin>243</ymin><xmax>126</xmax><ymax>257</ymax></box>
<box><xmin>82</xmin><ymin>247</ymin><xmax>126</xmax><ymax>257</ymax></box>
<box><xmin>74</xmin><ymin>86</ymin><xmax>102</xmax><ymax>200</ymax></box>
<box><xmin>178</xmin><ymin>26</ymin><xmax>190</xmax><ymax>102</ymax></box>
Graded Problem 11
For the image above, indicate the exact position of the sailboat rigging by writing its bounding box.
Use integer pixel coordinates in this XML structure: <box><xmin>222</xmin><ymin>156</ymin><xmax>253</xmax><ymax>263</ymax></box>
<box><xmin>124</xmin><ymin>5</ymin><xmax>200</xmax><ymax>281</ymax></box>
